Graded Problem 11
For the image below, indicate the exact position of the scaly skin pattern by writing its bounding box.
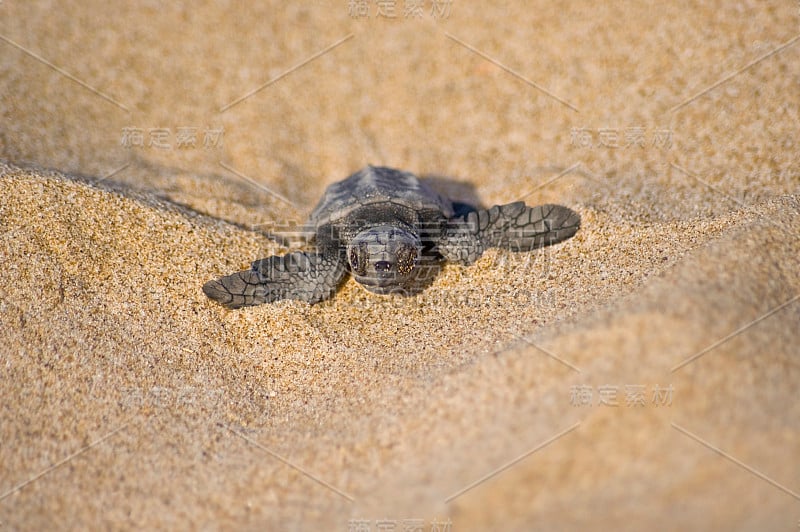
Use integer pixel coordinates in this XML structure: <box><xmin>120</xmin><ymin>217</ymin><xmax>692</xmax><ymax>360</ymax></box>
<box><xmin>437</xmin><ymin>202</ymin><xmax>581</xmax><ymax>265</ymax></box>
<box><xmin>202</xmin><ymin>251</ymin><xmax>347</xmax><ymax>308</ymax></box>
<box><xmin>203</xmin><ymin>167</ymin><xmax>581</xmax><ymax>308</ymax></box>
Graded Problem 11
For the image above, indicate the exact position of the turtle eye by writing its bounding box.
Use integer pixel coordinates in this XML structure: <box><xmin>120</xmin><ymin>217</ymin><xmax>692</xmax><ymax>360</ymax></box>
<box><xmin>396</xmin><ymin>247</ymin><xmax>418</xmax><ymax>275</ymax></box>
<box><xmin>349</xmin><ymin>248</ymin><xmax>365</xmax><ymax>275</ymax></box>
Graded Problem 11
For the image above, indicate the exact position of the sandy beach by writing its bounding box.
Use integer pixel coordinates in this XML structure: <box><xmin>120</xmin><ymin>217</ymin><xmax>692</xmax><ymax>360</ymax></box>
<box><xmin>1</xmin><ymin>2</ymin><xmax>799</xmax><ymax>529</ymax></box>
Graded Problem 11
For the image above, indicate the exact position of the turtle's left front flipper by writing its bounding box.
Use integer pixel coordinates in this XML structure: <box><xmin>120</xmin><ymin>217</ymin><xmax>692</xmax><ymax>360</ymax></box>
<box><xmin>438</xmin><ymin>202</ymin><xmax>580</xmax><ymax>265</ymax></box>
<box><xmin>203</xmin><ymin>251</ymin><xmax>347</xmax><ymax>308</ymax></box>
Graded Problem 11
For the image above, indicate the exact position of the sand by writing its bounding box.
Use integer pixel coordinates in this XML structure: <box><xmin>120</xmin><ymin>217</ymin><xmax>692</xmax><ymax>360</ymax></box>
<box><xmin>1</xmin><ymin>1</ymin><xmax>799</xmax><ymax>530</ymax></box>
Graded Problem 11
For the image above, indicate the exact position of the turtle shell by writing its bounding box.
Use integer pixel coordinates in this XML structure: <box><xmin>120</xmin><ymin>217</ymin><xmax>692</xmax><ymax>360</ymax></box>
<box><xmin>308</xmin><ymin>166</ymin><xmax>454</xmax><ymax>227</ymax></box>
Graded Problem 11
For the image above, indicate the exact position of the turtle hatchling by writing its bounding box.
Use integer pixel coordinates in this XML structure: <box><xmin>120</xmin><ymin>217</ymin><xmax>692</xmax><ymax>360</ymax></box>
<box><xmin>203</xmin><ymin>165</ymin><xmax>580</xmax><ymax>308</ymax></box>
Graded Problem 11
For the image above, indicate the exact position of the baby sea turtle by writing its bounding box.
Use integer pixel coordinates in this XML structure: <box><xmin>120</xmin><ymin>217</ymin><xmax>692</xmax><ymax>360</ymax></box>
<box><xmin>203</xmin><ymin>165</ymin><xmax>580</xmax><ymax>308</ymax></box>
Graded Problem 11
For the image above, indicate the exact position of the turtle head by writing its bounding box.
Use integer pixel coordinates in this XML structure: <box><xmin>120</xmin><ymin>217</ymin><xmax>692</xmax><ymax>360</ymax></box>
<box><xmin>347</xmin><ymin>225</ymin><xmax>421</xmax><ymax>293</ymax></box>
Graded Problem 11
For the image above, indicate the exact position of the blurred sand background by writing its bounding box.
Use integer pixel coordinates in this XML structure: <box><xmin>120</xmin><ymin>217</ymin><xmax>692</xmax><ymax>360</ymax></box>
<box><xmin>1</xmin><ymin>1</ymin><xmax>799</xmax><ymax>529</ymax></box>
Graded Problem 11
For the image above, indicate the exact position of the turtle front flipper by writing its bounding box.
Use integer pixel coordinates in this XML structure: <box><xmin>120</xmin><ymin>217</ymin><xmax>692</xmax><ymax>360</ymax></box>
<box><xmin>203</xmin><ymin>251</ymin><xmax>347</xmax><ymax>308</ymax></box>
<box><xmin>438</xmin><ymin>202</ymin><xmax>580</xmax><ymax>265</ymax></box>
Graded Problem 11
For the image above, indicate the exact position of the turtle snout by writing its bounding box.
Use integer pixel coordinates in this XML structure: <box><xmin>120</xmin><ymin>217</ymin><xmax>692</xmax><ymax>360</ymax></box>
<box><xmin>348</xmin><ymin>226</ymin><xmax>422</xmax><ymax>292</ymax></box>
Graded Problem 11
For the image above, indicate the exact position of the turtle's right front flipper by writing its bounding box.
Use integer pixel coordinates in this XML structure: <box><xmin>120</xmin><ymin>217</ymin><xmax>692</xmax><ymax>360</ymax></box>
<box><xmin>438</xmin><ymin>202</ymin><xmax>580</xmax><ymax>265</ymax></box>
<box><xmin>203</xmin><ymin>251</ymin><xmax>347</xmax><ymax>308</ymax></box>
